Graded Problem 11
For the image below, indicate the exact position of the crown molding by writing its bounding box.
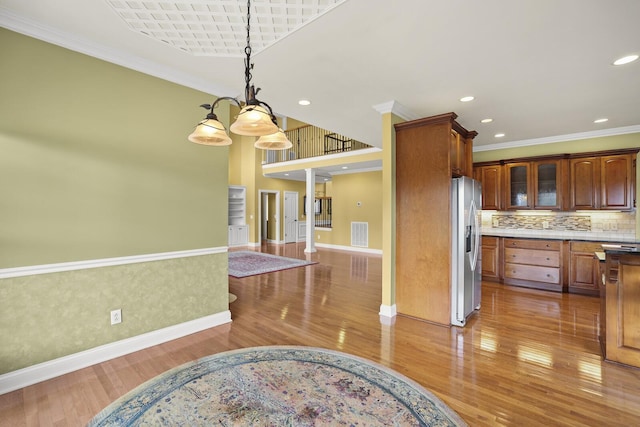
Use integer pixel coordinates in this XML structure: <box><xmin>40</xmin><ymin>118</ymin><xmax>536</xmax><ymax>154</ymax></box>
<box><xmin>372</xmin><ymin>101</ymin><xmax>419</xmax><ymax>122</ymax></box>
<box><xmin>474</xmin><ymin>125</ymin><xmax>640</xmax><ymax>152</ymax></box>
<box><xmin>0</xmin><ymin>7</ymin><xmax>231</xmax><ymax>96</ymax></box>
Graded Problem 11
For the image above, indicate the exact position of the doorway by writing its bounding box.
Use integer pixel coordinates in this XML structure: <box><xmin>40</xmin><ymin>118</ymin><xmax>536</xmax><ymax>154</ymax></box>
<box><xmin>259</xmin><ymin>190</ymin><xmax>280</xmax><ymax>243</ymax></box>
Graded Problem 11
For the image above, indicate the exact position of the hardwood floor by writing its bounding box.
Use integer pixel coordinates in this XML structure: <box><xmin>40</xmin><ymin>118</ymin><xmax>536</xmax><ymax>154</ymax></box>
<box><xmin>1</xmin><ymin>243</ymin><xmax>640</xmax><ymax>426</ymax></box>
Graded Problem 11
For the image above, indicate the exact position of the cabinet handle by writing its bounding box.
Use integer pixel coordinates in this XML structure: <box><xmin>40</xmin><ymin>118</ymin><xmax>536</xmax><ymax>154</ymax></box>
<box><xmin>547</xmin><ymin>274</ymin><xmax>551</xmax><ymax>277</ymax></box>
<box><xmin>546</xmin><ymin>257</ymin><xmax>550</xmax><ymax>260</ymax></box>
<box><xmin>512</xmin><ymin>255</ymin><xmax>516</xmax><ymax>258</ymax></box>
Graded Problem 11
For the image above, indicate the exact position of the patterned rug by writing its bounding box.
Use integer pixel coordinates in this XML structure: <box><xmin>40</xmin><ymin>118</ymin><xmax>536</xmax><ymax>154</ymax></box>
<box><xmin>88</xmin><ymin>346</ymin><xmax>466</xmax><ymax>426</ymax></box>
<box><xmin>228</xmin><ymin>251</ymin><xmax>317</xmax><ymax>278</ymax></box>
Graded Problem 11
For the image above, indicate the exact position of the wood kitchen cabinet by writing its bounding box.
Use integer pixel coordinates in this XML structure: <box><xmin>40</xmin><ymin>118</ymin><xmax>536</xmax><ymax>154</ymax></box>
<box><xmin>601</xmin><ymin>154</ymin><xmax>634</xmax><ymax>210</ymax></box>
<box><xmin>503</xmin><ymin>238</ymin><xmax>563</xmax><ymax>292</ymax></box>
<box><xmin>505</xmin><ymin>162</ymin><xmax>532</xmax><ymax>209</ymax></box>
<box><xmin>569</xmin><ymin>153</ymin><xmax>635</xmax><ymax>210</ymax></box>
<box><xmin>605</xmin><ymin>253</ymin><xmax>640</xmax><ymax>368</ymax></box>
<box><xmin>450</xmin><ymin>129</ymin><xmax>473</xmax><ymax>178</ymax></box>
<box><xmin>481</xmin><ymin>235</ymin><xmax>501</xmax><ymax>281</ymax></box>
<box><xmin>475</xmin><ymin>148</ymin><xmax>637</xmax><ymax>212</ymax></box>
<box><xmin>394</xmin><ymin>112</ymin><xmax>476</xmax><ymax>326</ymax></box>
<box><xmin>598</xmin><ymin>255</ymin><xmax>607</xmax><ymax>358</ymax></box>
<box><xmin>475</xmin><ymin>165</ymin><xmax>502</xmax><ymax>210</ymax></box>
<box><xmin>533</xmin><ymin>159</ymin><xmax>563</xmax><ymax>210</ymax></box>
<box><xmin>569</xmin><ymin>157</ymin><xmax>600</xmax><ymax>210</ymax></box>
<box><xmin>568</xmin><ymin>241</ymin><xmax>602</xmax><ymax>296</ymax></box>
<box><xmin>505</xmin><ymin>160</ymin><xmax>562</xmax><ymax>210</ymax></box>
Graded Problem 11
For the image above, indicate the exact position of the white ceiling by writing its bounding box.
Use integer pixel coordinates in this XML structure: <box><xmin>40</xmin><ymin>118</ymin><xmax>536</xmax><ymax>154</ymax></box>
<box><xmin>1</xmin><ymin>0</ymin><xmax>639</xmax><ymax>180</ymax></box>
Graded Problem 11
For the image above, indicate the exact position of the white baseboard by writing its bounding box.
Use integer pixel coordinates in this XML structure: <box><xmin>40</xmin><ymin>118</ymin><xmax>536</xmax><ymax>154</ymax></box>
<box><xmin>315</xmin><ymin>243</ymin><xmax>383</xmax><ymax>255</ymax></box>
<box><xmin>379</xmin><ymin>304</ymin><xmax>397</xmax><ymax>319</ymax></box>
<box><xmin>0</xmin><ymin>311</ymin><xmax>232</xmax><ymax>395</ymax></box>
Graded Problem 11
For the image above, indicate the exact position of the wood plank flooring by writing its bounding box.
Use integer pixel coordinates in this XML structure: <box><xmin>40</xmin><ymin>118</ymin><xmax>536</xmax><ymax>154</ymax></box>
<box><xmin>1</xmin><ymin>243</ymin><xmax>640</xmax><ymax>426</ymax></box>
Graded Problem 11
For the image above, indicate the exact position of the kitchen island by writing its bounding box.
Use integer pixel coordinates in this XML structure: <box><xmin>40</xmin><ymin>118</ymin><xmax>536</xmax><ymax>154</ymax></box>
<box><xmin>598</xmin><ymin>245</ymin><xmax>640</xmax><ymax>369</ymax></box>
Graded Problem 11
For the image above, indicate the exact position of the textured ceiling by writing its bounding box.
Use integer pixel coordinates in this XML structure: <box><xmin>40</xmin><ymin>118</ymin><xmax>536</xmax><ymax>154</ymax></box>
<box><xmin>105</xmin><ymin>0</ymin><xmax>345</xmax><ymax>57</ymax></box>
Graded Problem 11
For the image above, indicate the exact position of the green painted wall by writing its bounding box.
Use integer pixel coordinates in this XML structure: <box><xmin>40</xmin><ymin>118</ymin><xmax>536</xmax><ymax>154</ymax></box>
<box><xmin>0</xmin><ymin>28</ymin><xmax>230</xmax><ymax>268</ymax></box>
<box><xmin>0</xmin><ymin>29</ymin><xmax>230</xmax><ymax>374</ymax></box>
<box><xmin>473</xmin><ymin>133</ymin><xmax>640</xmax><ymax>163</ymax></box>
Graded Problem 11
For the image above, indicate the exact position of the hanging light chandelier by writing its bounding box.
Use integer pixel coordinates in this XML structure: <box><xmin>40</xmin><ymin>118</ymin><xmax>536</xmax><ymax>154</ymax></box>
<box><xmin>188</xmin><ymin>0</ymin><xmax>292</xmax><ymax>150</ymax></box>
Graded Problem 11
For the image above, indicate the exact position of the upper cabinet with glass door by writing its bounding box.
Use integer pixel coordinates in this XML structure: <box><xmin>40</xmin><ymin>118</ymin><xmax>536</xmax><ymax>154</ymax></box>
<box><xmin>505</xmin><ymin>160</ymin><xmax>562</xmax><ymax>210</ymax></box>
<box><xmin>533</xmin><ymin>159</ymin><xmax>562</xmax><ymax>210</ymax></box>
<box><xmin>505</xmin><ymin>162</ymin><xmax>532</xmax><ymax>209</ymax></box>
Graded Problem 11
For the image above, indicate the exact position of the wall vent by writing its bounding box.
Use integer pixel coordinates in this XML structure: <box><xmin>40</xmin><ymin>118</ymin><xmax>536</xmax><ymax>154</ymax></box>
<box><xmin>351</xmin><ymin>222</ymin><xmax>368</xmax><ymax>247</ymax></box>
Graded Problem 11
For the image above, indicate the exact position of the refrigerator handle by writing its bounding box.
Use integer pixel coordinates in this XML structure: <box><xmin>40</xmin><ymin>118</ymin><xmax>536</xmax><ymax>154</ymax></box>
<box><xmin>469</xmin><ymin>199</ymin><xmax>480</xmax><ymax>271</ymax></box>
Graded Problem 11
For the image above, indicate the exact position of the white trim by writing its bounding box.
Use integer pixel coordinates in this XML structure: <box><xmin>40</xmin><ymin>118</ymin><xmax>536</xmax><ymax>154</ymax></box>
<box><xmin>262</xmin><ymin>147</ymin><xmax>382</xmax><ymax>171</ymax></box>
<box><xmin>0</xmin><ymin>247</ymin><xmax>227</xmax><ymax>279</ymax></box>
<box><xmin>474</xmin><ymin>125</ymin><xmax>640</xmax><ymax>152</ymax></box>
<box><xmin>329</xmin><ymin>165</ymin><xmax>382</xmax><ymax>176</ymax></box>
<box><xmin>372</xmin><ymin>100</ymin><xmax>419</xmax><ymax>122</ymax></box>
<box><xmin>314</xmin><ymin>242</ymin><xmax>382</xmax><ymax>255</ymax></box>
<box><xmin>0</xmin><ymin>311</ymin><xmax>232</xmax><ymax>395</ymax></box>
<box><xmin>379</xmin><ymin>304</ymin><xmax>397</xmax><ymax>318</ymax></box>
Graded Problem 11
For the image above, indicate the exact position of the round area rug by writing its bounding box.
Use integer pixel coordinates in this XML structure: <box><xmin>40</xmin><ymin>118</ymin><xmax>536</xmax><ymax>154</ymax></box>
<box><xmin>88</xmin><ymin>346</ymin><xmax>467</xmax><ymax>426</ymax></box>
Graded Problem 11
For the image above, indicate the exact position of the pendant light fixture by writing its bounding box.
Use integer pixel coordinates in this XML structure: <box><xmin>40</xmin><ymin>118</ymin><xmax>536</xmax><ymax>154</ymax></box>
<box><xmin>254</xmin><ymin>128</ymin><xmax>293</xmax><ymax>150</ymax></box>
<box><xmin>188</xmin><ymin>0</ymin><xmax>292</xmax><ymax>150</ymax></box>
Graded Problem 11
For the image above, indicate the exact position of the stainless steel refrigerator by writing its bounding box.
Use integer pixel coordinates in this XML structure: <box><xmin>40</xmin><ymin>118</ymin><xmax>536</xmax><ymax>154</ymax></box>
<box><xmin>451</xmin><ymin>176</ymin><xmax>482</xmax><ymax>327</ymax></box>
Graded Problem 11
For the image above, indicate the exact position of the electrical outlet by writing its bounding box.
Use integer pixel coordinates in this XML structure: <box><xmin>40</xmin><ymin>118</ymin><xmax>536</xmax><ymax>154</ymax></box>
<box><xmin>110</xmin><ymin>309</ymin><xmax>122</xmax><ymax>325</ymax></box>
<box><xmin>611</xmin><ymin>222</ymin><xmax>618</xmax><ymax>230</ymax></box>
<box><xmin>542</xmin><ymin>221</ymin><xmax>550</xmax><ymax>229</ymax></box>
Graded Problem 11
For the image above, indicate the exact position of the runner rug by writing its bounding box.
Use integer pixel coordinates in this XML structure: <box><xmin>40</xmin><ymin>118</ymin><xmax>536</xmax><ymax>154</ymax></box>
<box><xmin>228</xmin><ymin>251</ymin><xmax>317</xmax><ymax>278</ymax></box>
<box><xmin>88</xmin><ymin>346</ymin><xmax>467</xmax><ymax>426</ymax></box>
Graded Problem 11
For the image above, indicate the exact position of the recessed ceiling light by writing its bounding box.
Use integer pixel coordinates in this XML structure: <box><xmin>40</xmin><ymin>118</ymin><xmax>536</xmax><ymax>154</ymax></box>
<box><xmin>324</xmin><ymin>178</ymin><xmax>329</xmax><ymax>181</ymax></box>
<box><xmin>460</xmin><ymin>96</ymin><xmax>475</xmax><ymax>102</ymax></box>
<box><xmin>481</xmin><ymin>118</ymin><xmax>493</xmax><ymax>123</ymax></box>
<box><xmin>494</xmin><ymin>133</ymin><xmax>505</xmax><ymax>138</ymax></box>
<box><xmin>594</xmin><ymin>118</ymin><xmax>609</xmax><ymax>123</ymax></box>
<box><xmin>284</xmin><ymin>173</ymin><xmax>289</xmax><ymax>176</ymax></box>
<box><xmin>341</xmin><ymin>166</ymin><xmax>348</xmax><ymax>170</ymax></box>
<box><xmin>298</xmin><ymin>99</ymin><xmax>311</xmax><ymax>106</ymax></box>
<box><xmin>613</xmin><ymin>54</ymin><xmax>639</xmax><ymax>66</ymax></box>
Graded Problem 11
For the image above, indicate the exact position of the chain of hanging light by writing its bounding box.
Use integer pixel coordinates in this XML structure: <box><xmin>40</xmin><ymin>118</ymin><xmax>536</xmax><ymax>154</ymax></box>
<box><xmin>187</xmin><ymin>0</ymin><xmax>292</xmax><ymax>150</ymax></box>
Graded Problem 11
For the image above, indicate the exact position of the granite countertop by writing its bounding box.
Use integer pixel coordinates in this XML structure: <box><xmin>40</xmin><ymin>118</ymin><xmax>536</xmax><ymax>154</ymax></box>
<box><xmin>482</xmin><ymin>228</ymin><xmax>637</xmax><ymax>243</ymax></box>
<box><xmin>594</xmin><ymin>245</ymin><xmax>640</xmax><ymax>261</ymax></box>
<box><xmin>600</xmin><ymin>243</ymin><xmax>640</xmax><ymax>254</ymax></box>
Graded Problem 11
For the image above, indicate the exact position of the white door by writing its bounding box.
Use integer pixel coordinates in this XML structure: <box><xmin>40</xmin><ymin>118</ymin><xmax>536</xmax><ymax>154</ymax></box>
<box><xmin>284</xmin><ymin>191</ymin><xmax>298</xmax><ymax>243</ymax></box>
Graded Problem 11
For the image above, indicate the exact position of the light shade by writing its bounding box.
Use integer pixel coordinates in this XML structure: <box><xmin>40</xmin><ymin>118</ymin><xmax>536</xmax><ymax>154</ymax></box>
<box><xmin>254</xmin><ymin>129</ymin><xmax>293</xmax><ymax>150</ymax></box>
<box><xmin>188</xmin><ymin>118</ymin><xmax>232</xmax><ymax>146</ymax></box>
<box><xmin>230</xmin><ymin>105</ymin><xmax>279</xmax><ymax>136</ymax></box>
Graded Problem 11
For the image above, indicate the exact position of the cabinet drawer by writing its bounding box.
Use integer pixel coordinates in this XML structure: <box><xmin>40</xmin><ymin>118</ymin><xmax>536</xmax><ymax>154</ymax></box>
<box><xmin>505</xmin><ymin>248</ymin><xmax>560</xmax><ymax>267</ymax></box>
<box><xmin>483</xmin><ymin>235</ymin><xmax>499</xmax><ymax>247</ymax></box>
<box><xmin>504</xmin><ymin>238</ymin><xmax>560</xmax><ymax>251</ymax></box>
<box><xmin>505</xmin><ymin>263</ymin><xmax>560</xmax><ymax>284</ymax></box>
<box><xmin>570</xmin><ymin>241</ymin><xmax>604</xmax><ymax>252</ymax></box>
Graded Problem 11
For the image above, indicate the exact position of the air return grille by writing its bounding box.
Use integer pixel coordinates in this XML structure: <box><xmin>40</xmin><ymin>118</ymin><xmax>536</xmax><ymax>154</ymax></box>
<box><xmin>351</xmin><ymin>222</ymin><xmax>368</xmax><ymax>247</ymax></box>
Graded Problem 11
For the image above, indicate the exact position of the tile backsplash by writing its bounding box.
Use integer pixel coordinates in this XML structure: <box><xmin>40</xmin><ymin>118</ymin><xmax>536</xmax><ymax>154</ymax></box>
<box><xmin>481</xmin><ymin>211</ymin><xmax>636</xmax><ymax>241</ymax></box>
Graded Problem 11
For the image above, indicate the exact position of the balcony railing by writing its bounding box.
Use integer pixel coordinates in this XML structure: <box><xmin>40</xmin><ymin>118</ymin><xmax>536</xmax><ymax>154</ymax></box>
<box><xmin>263</xmin><ymin>125</ymin><xmax>371</xmax><ymax>165</ymax></box>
